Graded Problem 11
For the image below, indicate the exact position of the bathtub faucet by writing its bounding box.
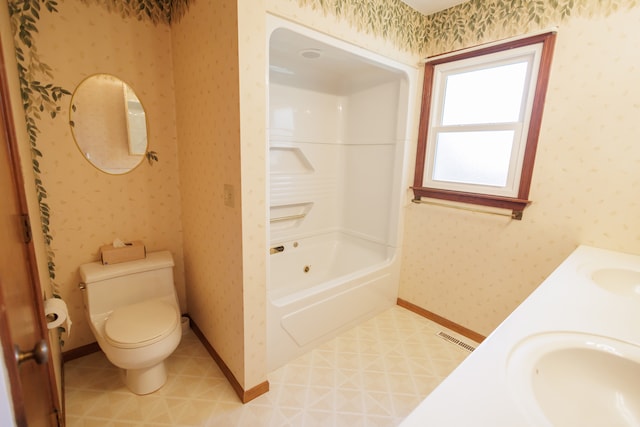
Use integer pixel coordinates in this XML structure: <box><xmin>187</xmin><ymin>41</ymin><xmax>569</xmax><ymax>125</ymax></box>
<box><xmin>270</xmin><ymin>245</ymin><xmax>285</xmax><ymax>255</ymax></box>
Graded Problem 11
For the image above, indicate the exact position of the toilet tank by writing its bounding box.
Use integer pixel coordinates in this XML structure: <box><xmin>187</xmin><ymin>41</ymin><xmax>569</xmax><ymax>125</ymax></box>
<box><xmin>79</xmin><ymin>251</ymin><xmax>176</xmax><ymax>316</ymax></box>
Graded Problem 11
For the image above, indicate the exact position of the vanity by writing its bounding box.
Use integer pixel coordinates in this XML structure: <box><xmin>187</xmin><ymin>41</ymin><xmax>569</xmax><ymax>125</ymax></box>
<box><xmin>401</xmin><ymin>245</ymin><xmax>640</xmax><ymax>427</ymax></box>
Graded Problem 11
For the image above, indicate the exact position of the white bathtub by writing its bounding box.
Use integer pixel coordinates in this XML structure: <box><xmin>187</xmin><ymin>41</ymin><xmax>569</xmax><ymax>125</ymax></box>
<box><xmin>266</xmin><ymin>15</ymin><xmax>416</xmax><ymax>372</ymax></box>
<box><xmin>267</xmin><ymin>231</ymin><xmax>399</xmax><ymax>371</ymax></box>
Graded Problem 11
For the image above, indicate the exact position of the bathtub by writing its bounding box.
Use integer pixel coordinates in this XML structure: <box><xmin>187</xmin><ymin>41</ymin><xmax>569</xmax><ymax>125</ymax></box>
<box><xmin>267</xmin><ymin>231</ymin><xmax>400</xmax><ymax>371</ymax></box>
<box><xmin>266</xmin><ymin>15</ymin><xmax>417</xmax><ymax>372</ymax></box>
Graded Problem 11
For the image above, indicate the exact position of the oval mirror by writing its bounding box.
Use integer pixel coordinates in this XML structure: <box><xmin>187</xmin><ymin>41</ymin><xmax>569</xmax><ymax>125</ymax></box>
<box><xmin>70</xmin><ymin>74</ymin><xmax>148</xmax><ymax>174</ymax></box>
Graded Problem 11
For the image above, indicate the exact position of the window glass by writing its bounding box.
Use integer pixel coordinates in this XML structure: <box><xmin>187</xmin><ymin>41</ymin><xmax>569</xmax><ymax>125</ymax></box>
<box><xmin>432</xmin><ymin>131</ymin><xmax>514</xmax><ymax>187</ymax></box>
<box><xmin>441</xmin><ymin>60</ymin><xmax>529</xmax><ymax>126</ymax></box>
<box><xmin>412</xmin><ymin>31</ymin><xmax>557</xmax><ymax>216</ymax></box>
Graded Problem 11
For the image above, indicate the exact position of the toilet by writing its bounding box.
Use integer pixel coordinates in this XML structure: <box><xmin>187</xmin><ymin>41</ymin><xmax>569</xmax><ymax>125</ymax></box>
<box><xmin>79</xmin><ymin>251</ymin><xmax>182</xmax><ymax>395</ymax></box>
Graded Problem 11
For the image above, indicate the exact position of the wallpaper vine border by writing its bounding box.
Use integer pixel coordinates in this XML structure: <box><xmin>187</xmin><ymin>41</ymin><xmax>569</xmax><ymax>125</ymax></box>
<box><xmin>8</xmin><ymin>0</ymin><xmax>70</xmax><ymax>296</ymax></box>
<box><xmin>297</xmin><ymin>0</ymin><xmax>430</xmax><ymax>53</ymax></box>
<box><xmin>6</xmin><ymin>0</ymin><xmax>193</xmax><ymax>301</ymax></box>
<box><xmin>297</xmin><ymin>0</ymin><xmax>639</xmax><ymax>55</ymax></box>
<box><xmin>79</xmin><ymin>0</ymin><xmax>194</xmax><ymax>24</ymax></box>
<box><xmin>421</xmin><ymin>0</ymin><xmax>639</xmax><ymax>53</ymax></box>
<box><xmin>7</xmin><ymin>0</ymin><xmax>638</xmax><ymax>297</ymax></box>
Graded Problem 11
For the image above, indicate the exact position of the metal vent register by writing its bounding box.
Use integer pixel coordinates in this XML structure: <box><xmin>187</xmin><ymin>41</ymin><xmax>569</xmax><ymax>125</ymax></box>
<box><xmin>436</xmin><ymin>331</ymin><xmax>476</xmax><ymax>352</ymax></box>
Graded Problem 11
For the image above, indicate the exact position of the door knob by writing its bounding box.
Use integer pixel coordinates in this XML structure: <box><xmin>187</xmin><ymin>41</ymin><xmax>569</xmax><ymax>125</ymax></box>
<box><xmin>14</xmin><ymin>339</ymin><xmax>49</xmax><ymax>366</ymax></box>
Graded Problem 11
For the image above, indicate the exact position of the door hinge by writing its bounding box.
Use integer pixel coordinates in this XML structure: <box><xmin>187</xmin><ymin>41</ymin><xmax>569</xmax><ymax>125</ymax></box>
<box><xmin>51</xmin><ymin>408</ymin><xmax>62</xmax><ymax>426</ymax></box>
<box><xmin>19</xmin><ymin>214</ymin><xmax>32</xmax><ymax>244</ymax></box>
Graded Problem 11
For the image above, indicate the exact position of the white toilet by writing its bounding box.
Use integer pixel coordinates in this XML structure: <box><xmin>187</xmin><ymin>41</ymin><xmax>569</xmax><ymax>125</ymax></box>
<box><xmin>79</xmin><ymin>250</ymin><xmax>182</xmax><ymax>395</ymax></box>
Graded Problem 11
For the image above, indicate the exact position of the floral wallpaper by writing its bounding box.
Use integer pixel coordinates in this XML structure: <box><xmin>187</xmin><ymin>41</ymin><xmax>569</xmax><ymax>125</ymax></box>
<box><xmin>170</xmin><ymin>0</ymin><xmax>248</xmax><ymax>388</ymax></box>
<box><xmin>297</xmin><ymin>0</ymin><xmax>639</xmax><ymax>54</ymax></box>
<box><xmin>7</xmin><ymin>0</ymin><xmax>640</xmax><ymax>400</ymax></box>
<box><xmin>420</xmin><ymin>0</ymin><xmax>638</xmax><ymax>53</ymax></box>
<box><xmin>8</xmin><ymin>0</ymin><xmax>71</xmax><ymax>296</ymax></box>
<box><xmin>11</xmin><ymin>0</ymin><xmax>639</xmax><ymax>304</ymax></box>
<box><xmin>79</xmin><ymin>0</ymin><xmax>193</xmax><ymax>24</ymax></box>
<box><xmin>297</xmin><ymin>0</ymin><xmax>429</xmax><ymax>53</ymax></box>
<box><xmin>5</xmin><ymin>0</ymin><xmax>186</xmax><ymax>355</ymax></box>
<box><xmin>399</xmin><ymin>2</ymin><xmax>640</xmax><ymax>335</ymax></box>
<box><xmin>290</xmin><ymin>0</ymin><xmax>640</xmax><ymax>337</ymax></box>
<box><xmin>6</xmin><ymin>0</ymin><xmax>192</xmax><ymax>298</ymax></box>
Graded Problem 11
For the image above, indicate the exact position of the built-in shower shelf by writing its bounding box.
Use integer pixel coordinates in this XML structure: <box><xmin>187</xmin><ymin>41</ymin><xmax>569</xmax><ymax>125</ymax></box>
<box><xmin>270</xmin><ymin>202</ymin><xmax>313</xmax><ymax>231</ymax></box>
<box><xmin>270</xmin><ymin>146</ymin><xmax>314</xmax><ymax>174</ymax></box>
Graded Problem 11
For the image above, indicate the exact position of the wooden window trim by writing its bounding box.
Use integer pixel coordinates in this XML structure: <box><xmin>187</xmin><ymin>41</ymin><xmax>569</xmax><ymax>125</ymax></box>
<box><xmin>412</xmin><ymin>32</ymin><xmax>557</xmax><ymax>217</ymax></box>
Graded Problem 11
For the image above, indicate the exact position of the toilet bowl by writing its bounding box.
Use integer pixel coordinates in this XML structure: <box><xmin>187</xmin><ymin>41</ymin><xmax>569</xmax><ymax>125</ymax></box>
<box><xmin>79</xmin><ymin>251</ymin><xmax>182</xmax><ymax>394</ymax></box>
<box><xmin>90</xmin><ymin>297</ymin><xmax>181</xmax><ymax>394</ymax></box>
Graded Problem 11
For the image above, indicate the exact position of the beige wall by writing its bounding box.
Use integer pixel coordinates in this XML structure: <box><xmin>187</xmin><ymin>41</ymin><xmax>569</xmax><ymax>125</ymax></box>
<box><xmin>237</xmin><ymin>0</ymin><xmax>269</xmax><ymax>389</ymax></box>
<box><xmin>71</xmin><ymin>75</ymin><xmax>141</xmax><ymax>173</ymax></box>
<box><xmin>7</xmin><ymin>0</ymin><xmax>639</xmax><ymax>400</ymax></box>
<box><xmin>0</xmin><ymin>0</ymin><xmax>67</xmax><ymax>406</ymax></box>
<box><xmin>8</xmin><ymin>1</ymin><xmax>185</xmax><ymax>351</ymax></box>
<box><xmin>4</xmin><ymin>0</ymin><xmax>422</xmax><ymax>394</ymax></box>
<box><xmin>269</xmin><ymin>0</ymin><xmax>420</xmax><ymax>65</ymax></box>
<box><xmin>170</xmin><ymin>0</ymin><xmax>422</xmax><ymax>391</ymax></box>
<box><xmin>399</xmin><ymin>4</ymin><xmax>640</xmax><ymax>336</ymax></box>
<box><xmin>171</xmin><ymin>0</ymin><xmax>249</xmax><ymax>387</ymax></box>
<box><xmin>0</xmin><ymin>1</ymin><xmax>49</xmax><ymax>309</ymax></box>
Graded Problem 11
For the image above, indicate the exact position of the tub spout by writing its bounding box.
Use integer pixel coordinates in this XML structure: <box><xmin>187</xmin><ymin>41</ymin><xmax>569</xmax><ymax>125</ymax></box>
<box><xmin>270</xmin><ymin>245</ymin><xmax>285</xmax><ymax>255</ymax></box>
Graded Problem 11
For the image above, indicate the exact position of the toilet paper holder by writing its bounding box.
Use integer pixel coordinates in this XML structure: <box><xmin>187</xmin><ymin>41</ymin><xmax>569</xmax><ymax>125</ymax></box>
<box><xmin>44</xmin><ymin>297</ymin><xmax>72</xmax><ymax>334</ymax></box>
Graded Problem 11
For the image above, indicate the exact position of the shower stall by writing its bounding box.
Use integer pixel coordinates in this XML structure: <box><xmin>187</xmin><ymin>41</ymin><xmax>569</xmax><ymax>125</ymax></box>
<box><xmin>267</xmin><ymin>16</ymin><xmax>417</xmax><ymax>371</ymax></box>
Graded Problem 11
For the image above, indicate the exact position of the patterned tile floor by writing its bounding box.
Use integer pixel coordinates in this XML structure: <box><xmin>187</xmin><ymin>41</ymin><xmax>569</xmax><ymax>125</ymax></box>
<box><xmin>65</xmin><ymin>306</ymin><xmax>474</xmax><ymax>426</ymax></box>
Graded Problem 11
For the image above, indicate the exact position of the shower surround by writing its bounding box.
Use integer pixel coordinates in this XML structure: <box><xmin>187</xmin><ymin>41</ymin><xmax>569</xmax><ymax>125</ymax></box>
<box><xmin>267</xmin><ymin>16</ymin><xmax>417</xmax><ymax>371</ymax></box>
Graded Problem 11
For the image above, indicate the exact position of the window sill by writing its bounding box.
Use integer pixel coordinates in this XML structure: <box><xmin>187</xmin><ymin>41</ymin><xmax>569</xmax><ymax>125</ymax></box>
<box><xmin>411</xmin><ymin>187</ymin><xmax>531</xmax><ymax>220</ymax></box>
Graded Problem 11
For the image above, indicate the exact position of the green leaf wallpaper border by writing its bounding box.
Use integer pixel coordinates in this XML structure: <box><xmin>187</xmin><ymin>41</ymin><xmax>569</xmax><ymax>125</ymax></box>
<box><xmin>421</xmin><ymin>0</ymin><xmax>639</xmax><ymax>54</ymax></box>
<box><xmin>6</xmin><ymin>0</ymin><xmax>638</xmax><ymax>300</ymax></box>
<box><xmin>6</xmin><ymin>0</ymin><xmax>194</xmax><ymax>300</ymax></box>
<box><xmin>297</xmin><ymin>0</ymin><xmax>431</xmax><ymax>54</ymax></box>
<box><xmin>79</xmin><ymin>0</ymin><xmax>194</xmax><ymax>24</ymax></box>
<box><xmin>8</xmin><ymin>0</ymin><xmax>71</xmax><ymax>297</ymax></box>
<box><xmin>296</xmin><ymin>0</ymin><xmax>638</xmax><ymax>55</ymax></box>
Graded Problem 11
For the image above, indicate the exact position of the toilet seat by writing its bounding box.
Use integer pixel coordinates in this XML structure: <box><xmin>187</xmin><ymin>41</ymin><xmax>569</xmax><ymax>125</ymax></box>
<box><xmin>105</xmin><ymin>300</ymin><xmax>178</xmax><ymax>349</ymax></box>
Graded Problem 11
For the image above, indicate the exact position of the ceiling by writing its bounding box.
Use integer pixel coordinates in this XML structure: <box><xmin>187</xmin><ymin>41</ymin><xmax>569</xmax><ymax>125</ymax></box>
<box><xmin>270</xmin><ymin>28</ymin><xmax>403</xmax><ymax>95</ymax></box>
<box><xmin>401</xmin><ymin>0</ymin><xmax>469</xmax><ymax>15</ymax></box>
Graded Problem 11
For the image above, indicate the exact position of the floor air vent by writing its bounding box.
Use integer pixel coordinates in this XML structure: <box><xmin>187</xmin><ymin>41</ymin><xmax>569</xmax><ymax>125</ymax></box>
<box><xmin>436</xmin><ymin>331</ymin><xmax>476</xmax><ymax>352</ymax></box>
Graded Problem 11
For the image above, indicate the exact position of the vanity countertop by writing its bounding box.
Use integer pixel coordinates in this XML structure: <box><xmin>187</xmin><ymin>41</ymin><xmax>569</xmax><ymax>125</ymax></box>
<box><xmin>400</xmin><ymin>245</ymin><xmax>640</xmax><ymax>427</ymax></box>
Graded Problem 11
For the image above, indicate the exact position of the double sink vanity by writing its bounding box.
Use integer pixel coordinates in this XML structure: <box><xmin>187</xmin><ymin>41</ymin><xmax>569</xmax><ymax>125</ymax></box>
<box><xmin>401</xmin><ymin>245</ymin><xmax>640</xmax><ymax>426</ymax></box>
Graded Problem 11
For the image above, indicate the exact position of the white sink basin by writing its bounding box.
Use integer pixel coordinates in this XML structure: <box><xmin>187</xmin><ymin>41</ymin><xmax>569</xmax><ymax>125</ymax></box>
<box><xmin>591</xmin><ymin>268</ymin><xmax>640</xmax><ymax>296</ymax></box>
<box><xmin>507</xmin><ymin>332</ymin><xmax>640</xmax><ymax>427</ymax></box>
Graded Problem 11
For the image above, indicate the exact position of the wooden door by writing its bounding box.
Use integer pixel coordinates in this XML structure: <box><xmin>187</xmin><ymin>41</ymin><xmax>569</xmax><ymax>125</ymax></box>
<box><xmin>0</xmin><ymin>38</ymin><xmax>61</xmax><ymax>426</ymax></box>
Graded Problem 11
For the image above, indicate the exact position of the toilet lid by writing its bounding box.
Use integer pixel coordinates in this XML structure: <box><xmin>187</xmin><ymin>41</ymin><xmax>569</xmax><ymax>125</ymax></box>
<box><xmin>105</xmin><ymin>300</ymin><xmax>177</xmax><ymax>349</ymax></box>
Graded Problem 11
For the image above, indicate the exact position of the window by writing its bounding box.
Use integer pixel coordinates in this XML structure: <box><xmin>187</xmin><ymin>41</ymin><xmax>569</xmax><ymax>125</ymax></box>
<box><xmin>412</xmin><ymin>32</ymin><xmax>556</xmax><ymax>218</ymax></box>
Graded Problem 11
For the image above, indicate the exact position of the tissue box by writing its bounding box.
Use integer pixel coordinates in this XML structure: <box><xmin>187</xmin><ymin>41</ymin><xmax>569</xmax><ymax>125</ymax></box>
<box><xmin>100</xmin><ymin>241</ymin><xmax>146</xmax><ymax>265</ymax></box>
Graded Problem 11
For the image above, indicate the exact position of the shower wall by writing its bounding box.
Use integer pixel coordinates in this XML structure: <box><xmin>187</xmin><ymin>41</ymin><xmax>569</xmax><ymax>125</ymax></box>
<box><xmin>269</xmin><ymin>49</ymin><xmax>409</xmax><ymax>247</ymax></box>
<box><xmin>341</xmin><ymin>79</ymin><xmax>409</xmax><ymax>244</ymax></box>
<box><xmin>267</xmin><ymin>23</ymin><xmax>417</xmax><ymax>369</ymax></box>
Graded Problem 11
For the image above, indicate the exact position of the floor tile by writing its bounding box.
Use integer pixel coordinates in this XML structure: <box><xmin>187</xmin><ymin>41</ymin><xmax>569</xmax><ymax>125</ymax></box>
<box><xmin>65</xmin><ymin>306</ymin><xmax>473</xmax><ymax>426</ymax></box>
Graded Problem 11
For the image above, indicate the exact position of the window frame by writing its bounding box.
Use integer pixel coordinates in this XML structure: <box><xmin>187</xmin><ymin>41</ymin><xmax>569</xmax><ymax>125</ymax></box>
<box><xmin>412</xmin><ymin>32</ymin><xmax>557</xmax><ymax>217</ymax></box>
